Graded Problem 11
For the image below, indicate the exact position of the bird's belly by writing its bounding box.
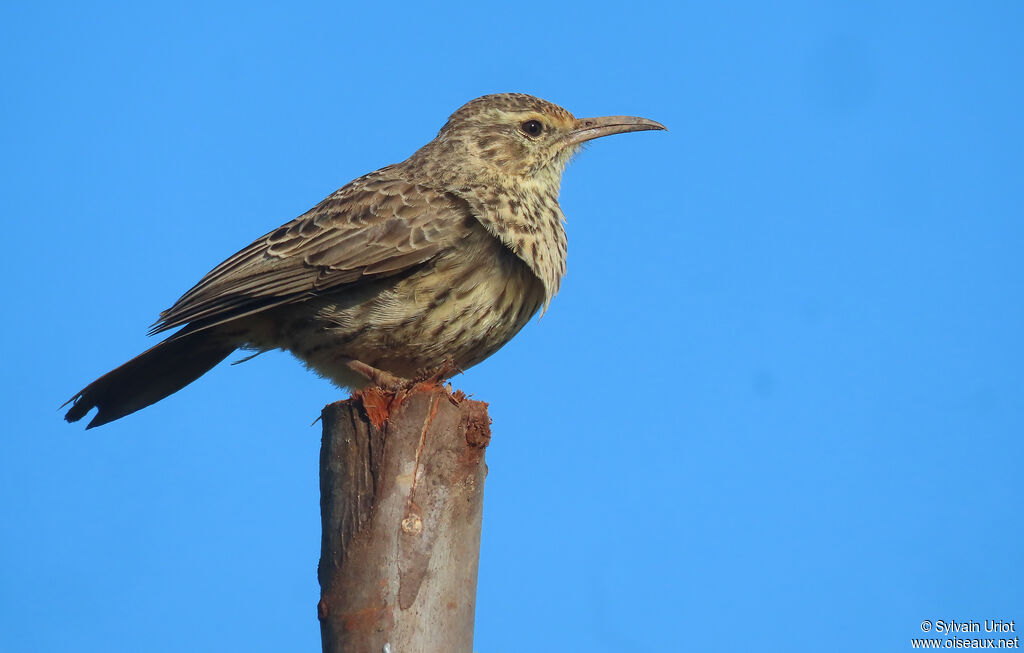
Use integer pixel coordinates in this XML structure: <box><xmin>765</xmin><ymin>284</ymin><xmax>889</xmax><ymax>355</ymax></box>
<box><xmin>258</xmin><ymin>246</ymin><xmax>545</xmax><ymax>387</ymax></box>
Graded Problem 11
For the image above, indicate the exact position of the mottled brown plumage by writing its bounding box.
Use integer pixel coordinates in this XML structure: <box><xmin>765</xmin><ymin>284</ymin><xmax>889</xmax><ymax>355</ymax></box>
<box><xmin>64</xmin><ymin>93</ymin><xmax>665</xmax><ymax>427</ymax></box>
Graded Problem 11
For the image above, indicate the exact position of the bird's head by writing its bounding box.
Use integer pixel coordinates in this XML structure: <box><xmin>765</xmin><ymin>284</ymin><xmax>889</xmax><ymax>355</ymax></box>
<box><xmin>414</xmin><ymin>93</ymin><xmax>666</xmax><ymax>191</ymax></box>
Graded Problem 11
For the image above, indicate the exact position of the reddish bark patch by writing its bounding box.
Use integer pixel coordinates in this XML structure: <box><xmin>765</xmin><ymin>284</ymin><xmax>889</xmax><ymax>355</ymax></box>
<box><xmin>461</xmin><ymin>403</ymin><xmax>492</xmax><ymax>449</ymax></box>
<box><xmin>357</xmin><ymin>388</ymin><xmax>397</xmax><ymax>430</ymax></box>
<box><xmin>341</xmin><ymin>601</ymin><xmax>393</xmax><ymax>633</ymax></box>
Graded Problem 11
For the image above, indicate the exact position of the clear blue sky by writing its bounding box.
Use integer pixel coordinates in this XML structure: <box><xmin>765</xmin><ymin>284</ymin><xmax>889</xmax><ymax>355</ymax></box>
<box><xmin>2</xmin><ymin>2</ymin><xmax>1021</xmax><ymax>651</ymax></box>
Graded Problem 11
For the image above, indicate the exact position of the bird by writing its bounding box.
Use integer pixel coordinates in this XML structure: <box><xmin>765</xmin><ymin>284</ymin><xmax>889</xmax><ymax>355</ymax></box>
<box><xmin>64</xmin><ymin>93</ymin><xmax>665</xmax><ymax>428</ymax></box>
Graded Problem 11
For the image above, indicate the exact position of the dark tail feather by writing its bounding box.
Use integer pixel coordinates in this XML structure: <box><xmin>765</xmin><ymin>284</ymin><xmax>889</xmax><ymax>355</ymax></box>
<box><xmin>64</xmin><ymin>331</ymin><xmax>236</xmax><ymax>428</ymax></box>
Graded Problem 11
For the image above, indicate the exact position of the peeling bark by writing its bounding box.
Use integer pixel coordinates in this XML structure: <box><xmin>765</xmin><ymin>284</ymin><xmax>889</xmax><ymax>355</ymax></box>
<box><xmin>317</xmin><ymin>383</ymin><xmax>490</xmax><ymax>653</ymax></box>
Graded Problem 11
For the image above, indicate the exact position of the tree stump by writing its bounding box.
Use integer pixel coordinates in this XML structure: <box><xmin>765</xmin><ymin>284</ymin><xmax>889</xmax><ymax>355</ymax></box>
<box><xmin>317</xmin><ymin>383</ymin><xmax>491</xmax><ymax>653</ymax></box>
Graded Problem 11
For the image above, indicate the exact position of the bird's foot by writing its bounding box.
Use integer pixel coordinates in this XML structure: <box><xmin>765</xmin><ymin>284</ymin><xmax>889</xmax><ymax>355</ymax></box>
<box><xmin>344</xmin><ymin>357</ymin><xmax>461</xmax><ymax>393</ymax></box>
<box><xmin>414</xmin><ymin>355</ymin><xmax>463</xmax><ymax>386</ymax></box>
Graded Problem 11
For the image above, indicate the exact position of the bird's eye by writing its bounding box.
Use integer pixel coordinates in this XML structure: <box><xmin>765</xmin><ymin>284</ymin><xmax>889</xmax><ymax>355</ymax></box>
<box><xmin>520</xmin><ymin>119</ymin><xmax>544</xmax><ymax>138</ymax></box>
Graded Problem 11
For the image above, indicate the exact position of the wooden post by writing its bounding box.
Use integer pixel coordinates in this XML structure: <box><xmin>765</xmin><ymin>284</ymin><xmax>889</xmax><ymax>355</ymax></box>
<box><xmin>316</xmin><ymin>383</ymin><xmax>491</xmax><ymax>653</ymax></box>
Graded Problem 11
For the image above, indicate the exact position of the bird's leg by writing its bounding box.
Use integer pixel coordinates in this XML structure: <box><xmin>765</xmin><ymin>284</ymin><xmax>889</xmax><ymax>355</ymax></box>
<box><xmin>342</xmin><ymin>356</ymin><xmax>460</xmax><ymax>391</ymax></box>
<box><xmin>343</xmin><ymin>358</ymin><xmax>407</xmax><ymax>390</ymax></box>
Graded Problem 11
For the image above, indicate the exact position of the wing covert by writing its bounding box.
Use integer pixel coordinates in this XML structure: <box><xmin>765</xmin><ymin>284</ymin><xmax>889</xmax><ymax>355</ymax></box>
<box><xmin>151</xmin><ymin>173</ymin><xmax>468</xmax><ymax>335</ymax></box>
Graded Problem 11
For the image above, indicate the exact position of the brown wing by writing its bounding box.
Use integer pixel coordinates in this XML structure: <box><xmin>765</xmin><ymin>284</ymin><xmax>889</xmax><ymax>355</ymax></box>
<box><xmin>151</xmin><ymin>170</ymin><xmax>468</xmax><ymax>335</ymax></box>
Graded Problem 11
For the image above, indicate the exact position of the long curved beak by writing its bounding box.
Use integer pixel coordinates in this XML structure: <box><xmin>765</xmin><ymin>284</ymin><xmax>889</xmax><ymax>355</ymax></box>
<box><xmin>567</xmin><ymin>115</ymin><xmax>667</xmax><ymax>145</ymax></box>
